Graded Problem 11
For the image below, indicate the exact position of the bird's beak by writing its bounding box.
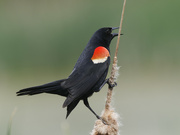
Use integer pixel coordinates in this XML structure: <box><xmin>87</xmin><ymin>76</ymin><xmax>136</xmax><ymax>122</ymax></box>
<box><xmin>111</xmin><ymin>27</ymin><xmax>123</xmax><ymax>37</ymax></box>
<box><xmin>111</xmin><ymin>27</ymin><xmax>119</xmax><ymax>37</ymax></box>
<box><xmin>112</xmin><ymin>27</ymin><xmax>119</xmax><ymax>30</ymax></box>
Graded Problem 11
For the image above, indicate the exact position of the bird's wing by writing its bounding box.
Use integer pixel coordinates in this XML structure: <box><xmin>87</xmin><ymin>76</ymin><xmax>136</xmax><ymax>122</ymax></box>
<box><xmin>62</xmin><ymin>58</ymin><xmax>110</xmax><ymax>108</ymax></box>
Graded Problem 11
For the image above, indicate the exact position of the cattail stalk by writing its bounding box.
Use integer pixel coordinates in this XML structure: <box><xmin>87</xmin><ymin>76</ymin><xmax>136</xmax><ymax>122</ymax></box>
<box><xmin>91</xmin><ymin>0</ymin><xmax>126</xmax><ymax>134</ymax></box>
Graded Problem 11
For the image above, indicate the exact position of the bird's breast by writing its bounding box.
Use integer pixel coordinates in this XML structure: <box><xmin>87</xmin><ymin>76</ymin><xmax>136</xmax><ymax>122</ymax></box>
<box><xmin>91</xmin><ymin>46</ymin><xmax>110</xmax><ymax>64</ymax></box>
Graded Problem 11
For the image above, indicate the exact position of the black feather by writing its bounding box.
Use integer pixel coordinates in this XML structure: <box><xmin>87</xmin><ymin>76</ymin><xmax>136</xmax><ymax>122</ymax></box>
<box><xmin>66</xmin><ymin>100</ymin><xmax>80</xmax><ymax>118</ymax></box>
<box><xmin>17</xmin><ymin>79</ymin><xmax>68</xmax><ymax>97</ymax></box>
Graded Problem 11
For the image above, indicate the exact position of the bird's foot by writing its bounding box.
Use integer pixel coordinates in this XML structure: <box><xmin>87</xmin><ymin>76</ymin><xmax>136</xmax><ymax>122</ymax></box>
<box><xmin>107</xmin><ymin>79</ymin><xmax>117</xmax><ymax>89</ymax></box>
<box><xmin>100</xmin><ymin>118</ymin><xmax>108</xmax><ymax>125</ymax></box>
<box><xmin>96</xmin><ymin>115</ymin><xmax>108</xmax><ymax>125</ymax></box>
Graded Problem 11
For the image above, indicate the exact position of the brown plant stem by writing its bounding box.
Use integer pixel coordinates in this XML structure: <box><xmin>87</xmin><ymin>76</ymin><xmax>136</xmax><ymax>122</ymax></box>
<box><xmin>106</xmin><ymin>0</ymin><xmax>126</xmax><ymax>112</ymax></box>
<box><xmin>91</xmin><ymin>0</ymin><xmax>127</xmax><ymax>134</ymax></box>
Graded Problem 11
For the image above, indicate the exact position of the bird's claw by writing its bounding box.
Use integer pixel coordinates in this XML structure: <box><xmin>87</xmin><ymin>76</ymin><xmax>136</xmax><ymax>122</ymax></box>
<box><xmin>109</xmin><ymin>82</ymin><xmax>117</xmax><ymax>89</ymax></box>
<box><xmin>101</xmin><ymin>118</ymin><xmax>108</xmax><ymax>125</ymax></box>
<box><xmin>97</xmin><ymin>116</ymin><xmax>108</xmax><ymax>125</ymax></box>
<box><xmin>107</xmin><ymin>79</ymin><xmax>117</xmax><ymax>89</ymax></box>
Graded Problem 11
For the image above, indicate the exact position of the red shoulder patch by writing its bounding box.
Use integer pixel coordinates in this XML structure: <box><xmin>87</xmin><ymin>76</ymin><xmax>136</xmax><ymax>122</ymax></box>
<box><xmin>91</xmin><ymin>46</ymin><xmax>110</xmax><ymax>64</ymax></box>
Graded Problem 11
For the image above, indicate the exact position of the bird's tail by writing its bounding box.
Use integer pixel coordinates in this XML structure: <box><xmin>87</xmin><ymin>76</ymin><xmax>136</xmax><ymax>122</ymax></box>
<box><xmin>16</xmin><ymin>79</ymin><xmax>68</xmax><ymax>97</ymax></box>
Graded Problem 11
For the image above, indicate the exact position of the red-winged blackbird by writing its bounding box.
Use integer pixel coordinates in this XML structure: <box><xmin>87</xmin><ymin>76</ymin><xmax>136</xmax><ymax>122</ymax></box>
<box><xmin>17</xmin><ymin>27</ymin><xmax>119</xmax><ymax>121</ymax></box>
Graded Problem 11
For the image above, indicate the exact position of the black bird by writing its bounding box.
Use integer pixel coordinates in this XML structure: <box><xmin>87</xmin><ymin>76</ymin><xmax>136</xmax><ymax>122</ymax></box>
<box><xmin>17</xmin><ymin>27</ymin><xmax>119</xmax><ymax>121</ymax></box>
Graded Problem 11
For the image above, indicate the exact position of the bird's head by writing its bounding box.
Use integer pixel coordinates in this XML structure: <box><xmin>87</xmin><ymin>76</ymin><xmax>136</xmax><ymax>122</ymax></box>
<box><xmin>90</xmin><ymin>27</ymin><xmax>120</xmax><ymax>46</ymax></box>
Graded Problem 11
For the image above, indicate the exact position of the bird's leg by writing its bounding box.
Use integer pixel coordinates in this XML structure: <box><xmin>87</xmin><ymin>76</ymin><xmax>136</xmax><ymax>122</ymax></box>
<box><xmin>100</xmin><ymin>79</ymin><xmax>109</xmax><ymax>90</ymax></box>
<box><xmin>94</xmin><ymin>79</ymin><xmax>109</xmax><ymax>92</ymax></box>
<box><xmin>83</xmin><ymin>98</ymin><xmax>100</xmax><ymax>119</ymax></box>
<box><xmin>94</xmin><ymin>78</ymin><xmax>117</xmax><ymax>92</ymax></box>
<box><xmin>83</xmin><ymin>98</ymin><xmax>107</xmax><ymax>125</ymax></box>
<box><xmin>107</xmin><ymin>78</ymin><xmax>117</xmax><ymax>89</ymax></box>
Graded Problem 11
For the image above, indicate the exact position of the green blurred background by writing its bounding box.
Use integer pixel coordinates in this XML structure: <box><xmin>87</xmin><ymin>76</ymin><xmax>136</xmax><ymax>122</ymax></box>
<box><xmin>0</xmin><ymin>0</ymin><xmax>180</xmax><ymax>135</ymax></box>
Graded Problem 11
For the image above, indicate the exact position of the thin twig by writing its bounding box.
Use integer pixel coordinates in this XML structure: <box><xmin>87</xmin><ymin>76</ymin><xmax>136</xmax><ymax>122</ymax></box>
<box><xmin>91</xmin><ymin>0</ymin><xmax>127</xmax><ymax>134</ymax></box>
<box><xmin>114</xmin><ymin>0</ymin><xmax>126</xmax><ymax>59</ymax></box>
<box><xmin>106</xmin><ymin>0</ymin><xmax>126</xmax><ymax>111</ymax></box>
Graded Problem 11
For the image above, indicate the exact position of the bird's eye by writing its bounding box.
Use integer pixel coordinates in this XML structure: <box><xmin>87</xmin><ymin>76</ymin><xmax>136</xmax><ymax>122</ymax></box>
<box><xmin>105</xmin><ymin>28</ymin><xmax>112</xmax><ymax>34</ymax></box>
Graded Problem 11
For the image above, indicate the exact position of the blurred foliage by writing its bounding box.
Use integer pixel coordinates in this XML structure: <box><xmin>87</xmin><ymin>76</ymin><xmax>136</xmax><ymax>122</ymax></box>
<box><xmin>0</xmin><ymin>0</ymin><xmax>179</xmax><ymax>73</ymax></box>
